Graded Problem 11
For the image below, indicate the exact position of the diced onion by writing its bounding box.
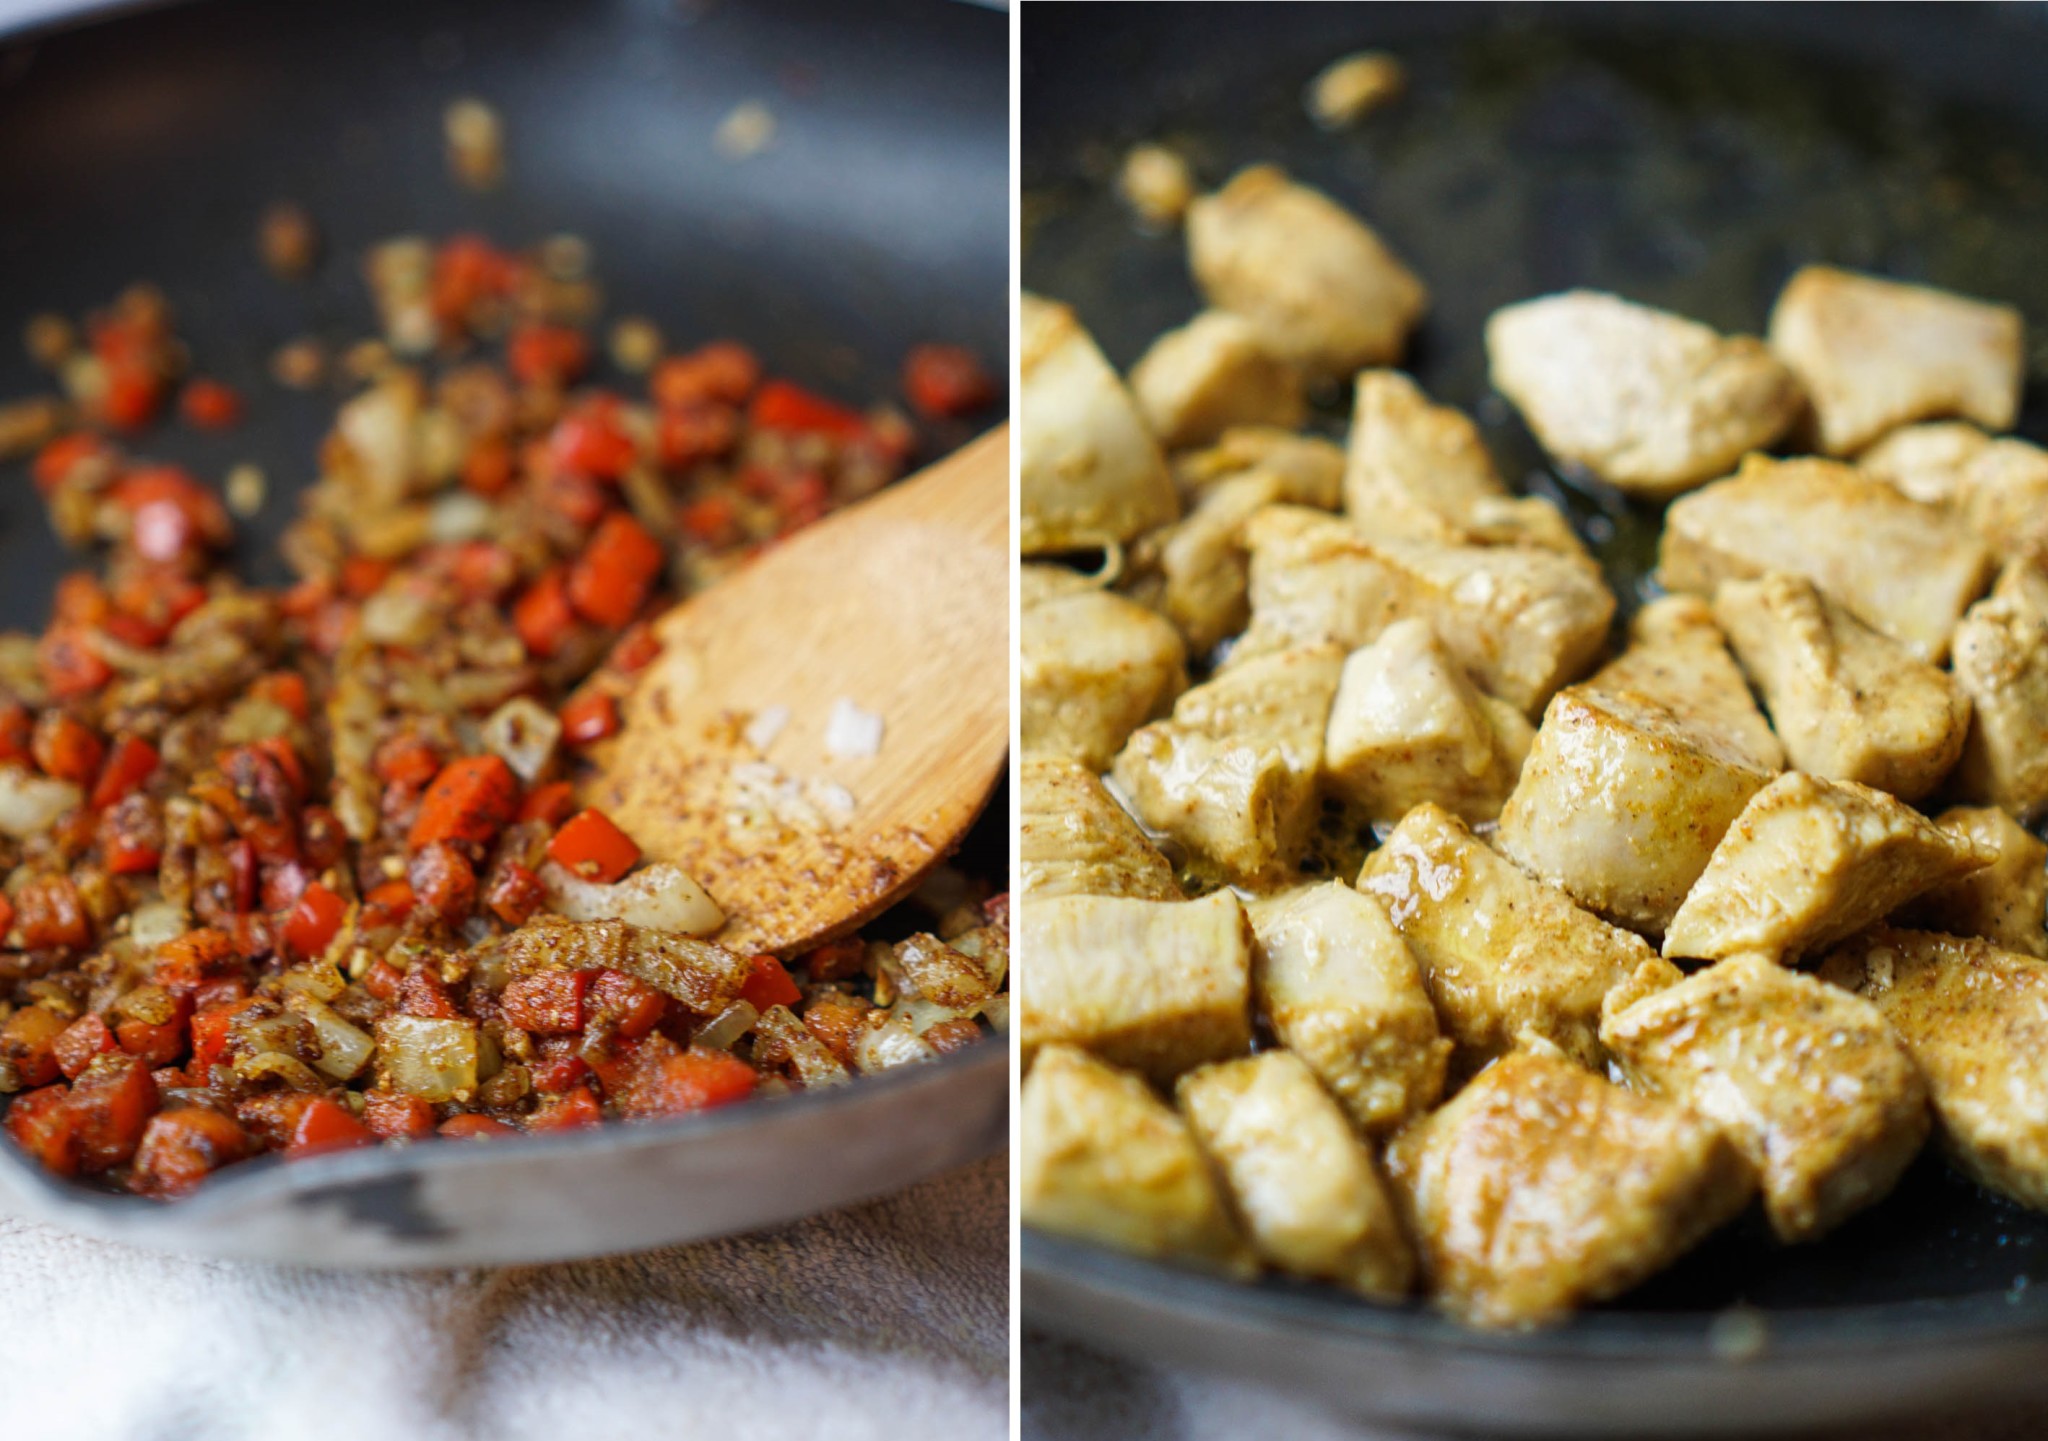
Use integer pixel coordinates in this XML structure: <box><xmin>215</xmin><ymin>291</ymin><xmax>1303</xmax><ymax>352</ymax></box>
<box><xmin>374</xmin><ymin>1014</ymin><xmax>479</xmax><ymax>1102</ymax></box>
<box><xmin>980</xmin><ymin>996</ymin><xmax>1008</xmax><ymax>1033</ymax></box>
<box><xmin>290</xmin><ymin>996</ymin><xmax>376</xmax><ymax>1080</ymax></box>
<box><xmin>824</xmin><ymin>698</ymin><xmax>883</xmax><ymax>759</ymax></box>
<box><xmin>855</xmin><ymin>1014</ymin><xmax>938</xmax><ymax>1073</ymax></box>
<box><xmin>234</xmin><ymin>1051</ymin><xmax>326</xmax><ymax>1091</ymax></box>
<box><xmin>692</xmin><ymin>999</ymin><xmax>758</xmax><ymax>1052</ymax></box>
<box><xmin>360</xmin><ymin>588</ymin><xmax>436</xmax><ymax>646</ymax></box>
<box><xmin>428</xmin><ymin>489</ymin><xmax>493</xmax><ymax>542</ymax></box>
<box><xmin>540</xmin><ymin>860</ymin><xmax>724</xmax><ymax>937</ymax></box>
<box><xmin>128</xmin><ymin>901</ymin><xmax>190</xmax><ymax>951</ymax></box>
<box><xmin>481</xmin><ymin>696</ymin><xmax>561</xmax><ymax>782</ymax></box>
<box><xmin>0</xmin><ymin>765</ymin><xmax>81</xmax><ymax>838</ymax></box>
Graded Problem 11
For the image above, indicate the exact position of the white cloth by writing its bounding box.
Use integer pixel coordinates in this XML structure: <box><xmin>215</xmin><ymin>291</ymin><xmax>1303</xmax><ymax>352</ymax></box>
<box><xmin>1022</xmin><ymin>1329</ymin><xmax>2044</xmax><ymax>1441</ymax></box>
<box><xmin>0</xmin><ymin>1155</ymin><xmax>1007</xmax><ymax>1441</ymax></box>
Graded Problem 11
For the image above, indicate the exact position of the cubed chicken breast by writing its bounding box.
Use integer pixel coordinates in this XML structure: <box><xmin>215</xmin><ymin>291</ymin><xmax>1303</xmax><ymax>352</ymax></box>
<box><xmin>1130</xmin><ymin>310</ymin><xmax>1307</xmax><ymax>450</ymax></box>
<box><xmin>1384</xmin><ymin>1051</ymin><xmax>1756</xmax><ymax>1329</ymax></box>
<box><xmin>1111</xmin><ymin>645</ymin><xmax>1343</xmax><ymax>888</ymax></box>
<box><xmin>1127</xmin><ymin>472</ymin><xmax>1284</xmax><ymax>657</ymax></box>
<box><xmin>1021</xmin><ymin>1044</ymin><xmax>1255</xmax><ymax>1275</ymax></box>
<box><xmin>1237</xmin><ymin>506</ymin><xmax>1614</xmax><ymax>714</ymax></box>
<box><xmin>1248</xmin><ymin>880</ymin><xmax>1451</xmax><ymax>1135</ymax></box>
<box><xmin>1187</xmin><ymin>165</ymin><xmax>1427</xmax><ymax>375</ymax></box>
<box><xmin>1952</xmin><ymin>593</ymin><xmax>2048</xmax><ymax>822</ymax></box>
<box><xmin>1172</xmin><ymin>426</ymin><xmax>1345</xmax><ymax>510</ymax></box>
<box><xmin>1356</xmin><ymin>802</ymin><xmax>1678</xmax><ymax>1070</ymax></box>
<box><xmin>1323</xmin><ymin>618</ymin><xmax>1533</xmax><ymax>825</ymax></box>
<box><xmin>1714</xmin><ymin>573</ymin><xmax>1970</xmax><ymax>801</ymax></box>
<box><xmin>1485</xmin><ymin>290</ymin><xmax>1803</xmax><ymax>498</ymax></box>
<box><xmin>1663</xmin><ymin>772</ymin><xmax>1989</xmax><ymax>963</ymax></box>
<box><xmin>1819</xmin><ymin>927</ymin><xmax>2048</xmax><ymax>1212</ymax></box>
<box><xmin>1600</xmin><ymin>951</ymin><xmax>1928</xmax><ymax>1242</ymax></box>
<box><xmin>1591</xmin><ymin>595</ymin><xmax>1786</xmax><ymax>771</ymax></box>
<box><xmin>1021</xmin><ymin>564</ymin><xmax>1187</xmax><ymax>770</ymax></box>
<box><xmin>1861</xmin><ymin>423</ymin><xmax>2048</xmax><ymax>562</ymax></box>
<box><xmin>1016</xmin><ymin>890</ymin><xmax>1252</xmax><ymax>1083</ymax></box>
<box><xmin>1495</xmin><ymin>679</ymin><xmax>1778</xmax><ymax>938</ymax></box>
<box><xmin>1768</xmin><ymin>265</ymin><xmax>2024</xmax><ymax>456</ymax></box>
<box><xmin>1659</xmin><ymin>455</ymin><xmax>1993</xmax><ymax>663</ymax></box>
<box><xmin>1020</xmin><ymin>754</ymin><xmax>1182</xmax><ymax>903</ymax></box>
<box><xmin>1178</xmin><ymin>1050</ymin><xmax>1416</xmax><ymax>1298</ymax></box>
<box><xmin>1857</xmin><ymin>420</ymin><xmax>1987</xmax><ymax>505</ymax></box>
<box><xmin>1900</xmin><ymin>806</ymin><xmax>2048</xmax><ymax>959</ymax></box>
<box><xmin>1020</xmin><ymin>293</ymin><xmax>1180</xmax><ymax>553</ymax></box>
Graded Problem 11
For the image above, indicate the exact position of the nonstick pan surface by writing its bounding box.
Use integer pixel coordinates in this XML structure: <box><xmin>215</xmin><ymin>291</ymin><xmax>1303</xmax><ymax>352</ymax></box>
<box><xmin>1022</xmin><ymin>3</ymin><xmax>2048</xmax><ymax>1431</ymax></box>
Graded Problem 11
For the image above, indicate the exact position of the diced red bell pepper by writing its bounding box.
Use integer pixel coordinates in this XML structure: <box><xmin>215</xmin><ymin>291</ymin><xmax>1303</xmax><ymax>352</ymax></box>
<box><xmin>361</xmin><ymin>1089</ymin><xmax>437</xmax><ymax>1141</ymax></box>
<box><xmin>408</xmin><ymin>754</ymin><xmax>519</xmax><ymax>851</ymax></box>
<box><xmin>360</xmin><ymin>879</ymin><xmax>417</xmax><ymax>932</ymax></box>
<box><xmin>372</xmin><ymin>733</ymin><xmax>443</xmax><ymax>789</ymax></box>
<box><xmin>31</xmin><ymin>711</ymin><xmax>104</xmax><ymax>785</ymax></box>
<box><xmin>588</xmin><ymin>968</ymin><xmax>665</xmax><ymax>1040</ymax></box>
<box><xmin>250</xmin><ymin>670</ymin><xmax>311</xmax><ymax>721</ymax></box>
<box><xmin>547</xmin><ymin>807</ymin><xmax>640</xmax><ymax>883</ymax></box>
<box><xmin>483</xmin><ymin>860</ymin><xmax>545</xmax><ymax>927</ymax></box>
<box><xmin>527</xmin><ymin>1085</ymin><xmax>603</xmax><ymax>1132</ymax></box>
<box><xmin>285</xmin><ymin>1095</ymin><xmax>375</xmax><ymax>1158</ymax></box>
<box><xmin>607</xmin><ymin>621</ymin><xmax>662</xmax><ymax>674</ymax></box>
<box><xmin>902</xmin><ymin>343</ymin><xmax>995</xmax><ymax>419</ymax></box>
<box><xmin>89</xmin><ymin>735</ymin><xmax>158</xmax><ymax>809</ymax></box>
<box><xmin>508</xmin><ymin>323</ymin><xmax>590</xmax><ymax>388</ymax></box>
<box><xmin>677</xmin><ymin>491</ymin><xmax>740</xmax><ymax>546</ymax></box>
<box><xmin>31</xmin><ymin>433</ymin><xmax>108</xmax><ymax>497</ymax></box>
<box><xmin>551</xmin><ymin>400</ymin><xmax>639</xmax><ymax>481</ymax></box>
<box><xmin>36</xmin><ymin>627</ymin><xmax>112</xmax><ymax>700</ymax></box>
<box><xmin>566</xmin><ymin>511</ymin><xmax>663</xmax><ymax>628</ymax></box>
<box><xmin>131</xmin><ymin>1107</ymin><xmax>249</xmax><ymax>1196</ymax></box>
<box><xmin>740</xmin><ymin>954</ymin><xmax>802</xmax><ymax>1013</ymax></box>
<box><xmin>68</xmin><ymin>1051</ymin><xmax>159</xmax><ymax>1172</ymax></box>
<box><xmin>622</xmin><ymin>1047</ymin><xmax>757</xmax><ymax>1118</ymax></box>
<box><xmin>154</xmin><ymin>928</ymin><xmax>238</xmax><ymax>993</ymax></box>
<box><xmin>101</xmin><ymin>365</ymin><xmax>163</xmax><ymax>431</ymax></box>
<box><xmin>529</xmin><ymin>1037</ymin><xmax>590</xmax><ymax>1094</ymax></box>
<box><xmin>651</xmin><ymin>342</ymin><xmax>760</xmax><ymax>410</ymax></box>
<box><xmin>15</xmin><ymin>875</ymin><xmax>91</xmax><ymax>951</ymax></box>
<box><xmin>53</xmin><ymin>1013</ymin><xmax>119</xmax><ymax>1080</ymax></box>
<box><xmin>518</xmin><ymin>779</ymin><xmax>578</xmax><ymax>827</ymax></box>
<box><xmin>438</xmin><ymin>1114</ymin><xmax>516</xmax><ymax>1140</ymax></box>
<box><xmin>396</xmin><ymin>965</ymin><xmax>462</xmax><ymax>1021</ymax></box>
<box><xmin>361</xmin><ymin>958</ymin><xmax>404</xmax><ymax>1004</ymax></box>
<box><xmin>656</xmin><ymin>404</ymin><xmax>739</xmax><ymax>471</ymax></box>
<box><xmin>4</xmin><ymin>1085</ymin><xmax>80</xmax><ymax>1176</ymax></box>
<box><xmin>408</xmin><ymin>842</ymin><xmax>478</xmax><ymax>924</ymax></box>
<box><xmin>462</xmin><ymin>434</ymin><xmax>516</xmax><ymax>497</ymax></box>
<box><xmin>179</xmin><ymin>378</ymin><xmax>243</xmax><ymax>430</ymax></box>
<box><xmin>341</xmin><ymin>554</ymin><xmax>393</xmax><ymax>599</ymax></box>
<box><xmin>99</xmin><ymin>795</ymin><xmax>165</xmax><ymax>876</ymax></box>
<box><xmin>0</xmin><ymin>1005</ymin><xmax>64</xmax><ymax>1089</ymax></box>
<box><xmin>115</xmin><ymin>994</ymin><xmax>192</xmax><ymax>1068</ymax></box>
<box><xmin>513</xmin><ymin>568</ymin><xmax>577</xmax><ymax>658</ymax></box>
<box><xmin>284</xmin><ymin>881</ymin><xmax>347</xmax><ymax>959</ymax></box>
<box><xmin>748</xmin><ymin>379</ymin><xmax>868</xmax><ymax>440</ymax></box>
<box><xmin>109</xmin><ymin>466</ymin><xmax>229</xmax><ymax>561</ymax></box>
<box><xmin>502</xmin><ymin>969</ymin><xmax>592</xmax><ymax>1034</ymax></box>
<box><xmin>0</xmin><ymin>704</ymin><xmax>30</xmax><ymax>765</ymax></box>
<box><xmin>559</xmin><ymin>691</ymin><xmax>619</xmax><ymax>746</ymax></box>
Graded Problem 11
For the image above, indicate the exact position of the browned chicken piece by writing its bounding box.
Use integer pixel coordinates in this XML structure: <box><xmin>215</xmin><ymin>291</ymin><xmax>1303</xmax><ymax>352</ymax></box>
<box><xmin>1899</xmin><ymin>806</ymin><xmax>2048</xmax><ymax>959</ymax></box>
<box><xmin>1179</xmin><ymin>1050</ymin><xmax>1416</xmax><ymax>1299</ymax></box>
<box><xmin>1021</xmin><ymin>563</ymin><xmax>1187</xmax><ymax>770</ymax></box>
<box><xmin>1857</xmin><ymin>420</ymin><xmax>1986</xmax><ymax>505</ymax></box>
<box><xmin>1248</xmin><ymin>880</ymin><xmax>1451</xmax><ymax>1135</ymax></box>
<box><xmin>1951</xmin><ymin>592</ymin><xmax>2048</xmax><ymax>822</ymax></box>
<box><xmin>1130</xmin><ymin>310</ymin><xmax>1307</xmax><ymax>450</ymax></box>
<box><xmin>1994</xmin><ymin>555</ymin><xmax>2048</xmax><ymax>619</ymax></box>
<box><xmin>1356</xmin><ymin>802</ymin><xmax>1678</xmax><ymax>1071</ymax></box>
<box><xmin>1819</xmin><ymin>927</ymin><xmax>2048</xmax><ymax>1212</ymax></box>
<box><xmin>1020</xmin><ymin>292</ymin><xmax>1180</xmax><ymax>553</ymax></box>
<box><xmin>1236</xmin><ymin>506</ymin><xmax>1614</xmax><ymax>714</ymax></box>
<box><xmin>1485</xmin><ymin>290</ymin><xmax>1803</xmax><ymax>498</ymax></box>
<box><xmin>1600</xmin><ymin>951</ymin><xmax>1929</xmax><ymax>1242</ymax></box>
<box><xmin>1768</xmin><ymin>265</ymin><xmax>2024</xmax><ymax>456</ymax></box>
<box><xmin>1861</xmin><ymin>423</ymin><xmax>2048</xmax><ymax>563</ymax></box>
<box><xmin>1384</xmin><ymin>1050</ymin><xmax>1756</xmax><ymax>1329</ymax></box>
<box><xmin>1322</xmin><ymin>618</ymin><xmax>1533</xmax><ymax>826</ymax></box>
<box><xmin>1019</xmin><ymin>754</ymin><xmax>1182</xmax><ymax>903</ymax></box>
<box><xmin>1125</xmin><ymin>473</ymin><xmax>1285</xmax><ymax>657</ymax></box>
<box><xmin>1172</xmin><ymin>426</ymin><xmax>1345</xmax><ymax>510</ymax></box>
<box><xmin>1659</xmin><ymin>455</ymin><xmax>1994</xmax><ymax>663</ymax></box>
<box><xmin>1495</xmin><ymin>639</ymin><xmax>1780</xmax><ymax>938</ymax></box>
<box><xmin>1713</xmin><ymin>573</ymin><xmax>1971</xmax><ymax>802</ymax></box>
<box><xmin>1663</xmin><ymin>773</ymin><xmax>1989</xmax><ymax>964</ymax></box>
<box><xmin>1591</xmin><ymin>596</ymin><xmax>1786</xmax><ymax>770</ymax></box>
<box><xmin>1021</xmin><ymin>1044</ymin><xmax>1256</xmax><ymax>1276</ymax></box>
<box><xmin>1343</xmin><ymin>370</ymin><xmax>1586</xmax><ymax>557</ymax></box>
<box><xmin>1016</xmin><ymin>890</ymin><xmax>1252</xmax><ymax>1083</ymax></box>
<box><xmin>1110</xmin><ymin>645</ymin><xmax>1343</xmax><ymax>888</ymax></box>
<box><xmin>1187</xmin><ymin>165</ymin><xmax>1428</xmax><ymax>376</ymax></box>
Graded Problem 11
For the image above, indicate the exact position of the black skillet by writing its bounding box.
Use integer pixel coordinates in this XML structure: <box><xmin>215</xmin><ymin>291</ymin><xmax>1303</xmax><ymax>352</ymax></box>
<box><xmin>0</xmin><ymin>0</ymin><xmax>1010</xmax><ymax>1265</ymax></box>
<box><xmin>1022</xmin><ymin>3</ymin><xmax>2048</xmax><ymax>1431</ymax></box>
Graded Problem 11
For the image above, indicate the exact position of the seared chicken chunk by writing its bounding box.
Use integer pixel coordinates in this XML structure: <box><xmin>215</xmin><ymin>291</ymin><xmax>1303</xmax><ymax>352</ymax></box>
<box><xmin>1819</xmin><ymin>928</ymin><xmax>2048</xmax><ymax>1212</ymax></box>
<box><xmin>1861</xmin><ymin>423</ymin><xmax>2048</xmax><ymax>563</ymax></box>
<box><xmin>1173</xmin><ymin>426</ymin><xmax>1345</xmax><ymax>510</ymax></box>
<box><xmin>1127</xmin><ymin>472</ymin><xmax>1284</xmax><ymax>657</ymax></box>
<box><xmin>1020</xmin><ymin>293</ymin><xmax>1180</xmax><ymax>553</ymax></box>
<box><xmin>1768</xmin><ymin>265</ymin><xmax>2024</xmax><ymax>456</ymax></box>
<box><xmin>1857</xmin><ymin>420</ymin><xmax>1986</xmax><ymax>505</ymax></box>
<box><xmin>1322</xmin><ymin>618</ymin><xmax>1533</xmax><ymax>825</ymax></box>
<box><xmin>1187</xmin><ymin>165</ymin><xmax>1427</xmax><ymax>375</ymax></box>
<box><xmin>1660</xmin><ymin>455</ymin><xmax>1993</xmax><ymax>663</ymax></box>
<box><xmin>1600</xmin><ymin>952</ymin><xmax>1928</xmax><ymax>1241</ymax></box>
<box><xmin>1900</xmin><ymin>806</ymin><xmax>2048</xmax><ymax>959</ymax></box>
<box><xmin>1118</xmin><ymin>142</ymin><xmax>1197</xmax><ymax>229</ymax></box>
<box><xmin>1951</xmin><ymin>593</ymin><xmax>2048</xmax><ymax>822</ymax></box>
<box><xmin>1021</xmin><ymin>1045</ymin><xmax>1255</xmax><ymax>1275</ymax></box>
<box><xmin>1663</xmin><ymin>773</ymin><xmax>1988</xmax><ymax>963</ymax></box>
<box><xmin>1714</xmin><ymin>573</ymin><xmax>1970</xmax><ymax>801</ymax></box>
<box><xmin>1486</xmin><ymin>290</ymin><xmax>1802</xmax><ymax>498</ymax></box>
<box><xmin>1237</xmin><ymin>506</ymin><xmax>1614</xmax><ymax>713</ymax></box>
<box><xmin>1021</xmin><ymin>564</ymin><xmax>1187</xmax><ymax>769</ymax></box>
<box><xmin>1179</xmin><ymin>1050</ymin><xmax>1416</xmax><ymax>1298</ymax></box>
<box><xmin>1248</xmin><ymin>881</ymin><xmax>1450</xmax><ymax>1135</ymax></box>
<box><xmin>1020</xmin><ymin>754</ymin><xmax>1181</xmax><ymax>903</ymax></box>
<box><xmin>1384</xmin><ymin>1051</ymin><xmax>1755</xmax><ymax>1329</ymax></box>
<box><xmin>1016</xmin><ymin>890</ymin><xmax>1252</xmax><ymax>1083</ymax></box>
<box><xmin>1356</xmin><ymin>803</ymin><xmax>1677</xmax><ymax>1070</ymax></box>
<box><xmin>1591</xmin><ymin>596</ymin><xmax>1785</xmax><ymax>770</ymax></box>
<box><xmin>1130</xmin><ymin>310</ymin><xmax>1307</xmax><ymax>450</ymax></box>
<box><xmin>1495</xmin><ymin>663</ymin><xmax>1779</xmax><ymax>938</ymax></box>
<box><xmin>1111</xmin><ymin>645</ymin><xmax>1343</xmax><ymax>888</ymax></box>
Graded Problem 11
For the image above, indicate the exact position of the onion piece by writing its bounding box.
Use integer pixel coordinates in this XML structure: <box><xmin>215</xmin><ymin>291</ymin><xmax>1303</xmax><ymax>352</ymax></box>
<box><xmin>128</xmin><ymin>901</ymin><xmax>190</xmax><ymax>951</ymax></box>
<box><xmin>855</xmin><ymin>1013</ymin><xmax>938</xmax><ymax>1073</ymax></box>
<box><xmin>540</xmin><ymin>860</ymin><xmax>724</xmax><ymax>937</ymax></box>
<box><xmin>360</xmin><ymin>587</ymin><xmax>436</xmax><ymax>646</ymax></box>
<box><xmin>692</xmin><ymin>999</ymin><xmax>759</xmax><ymax>1052</ymax></box>
<box><xmin>374</xmin><ymin>1015</ymin><xmax>479</xmax><ymax>1101</ymax></box>
<box><xmin>0</xmin><ymin>765</ymin><xmax>81</xmax><ymax>838</ymax></box>
<box><xmin>234</xmin><ymin>1051</ymin><xmax>327</xmax><ymax>1091</ymax></box>
<box><xmin>429</xmin><ymin>489</ymin><xmax>493</xmax><ymax>542</ymax></box>
<box><xmin>289</xmin><ymin>996</ymin><xmax>376</xmax><ymax>1080</ymax></box>
<box><xmin>481</xmin><ymin>696</ymin><xmax>561</xmax><ymax>782</ymax></box>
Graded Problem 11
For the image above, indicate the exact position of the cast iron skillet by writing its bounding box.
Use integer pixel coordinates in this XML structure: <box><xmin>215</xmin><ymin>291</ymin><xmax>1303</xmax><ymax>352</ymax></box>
<box><xmin>1022</xmin><ymin>2</ymin><xmax>2048</xmax><ymax>1432</ymax></box>
<box><xmin>0</xmin><ymin>0</ymin><xmax>1008</xmax><ymax>1265</ymax></box>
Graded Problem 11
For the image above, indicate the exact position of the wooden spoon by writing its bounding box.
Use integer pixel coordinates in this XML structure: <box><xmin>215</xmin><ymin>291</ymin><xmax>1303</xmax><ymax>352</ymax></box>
<box><xmin>585</xmin><ymin>425</ymin><xmax>1009</xmax><ymax>956</ymax></box>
